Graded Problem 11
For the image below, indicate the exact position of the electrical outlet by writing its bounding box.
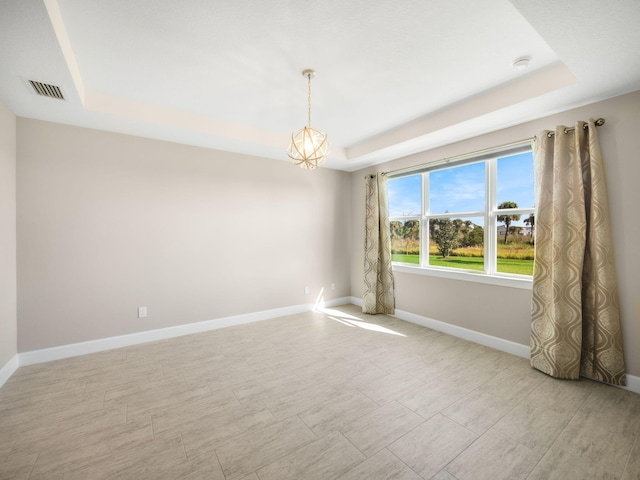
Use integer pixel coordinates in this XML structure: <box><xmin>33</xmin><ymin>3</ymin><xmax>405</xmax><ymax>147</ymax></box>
<box><xmin>331</xmin><ymin>283</ymin><xmax>336</xmax><ymax>290</ymax></box>
<box><xmin>138</xmin><ymin>306</ymin><xmax>147</xmax><ymax>318</ymax></box>
<box><xmin>304</xmin><ymin>286</ymin><xmax>310</xmax><ymax>294</ymax></box>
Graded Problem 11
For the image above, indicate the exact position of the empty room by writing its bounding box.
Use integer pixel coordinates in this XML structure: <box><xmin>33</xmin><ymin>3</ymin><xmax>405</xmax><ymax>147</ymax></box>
<box><xmin>1</xmin><ymin>1</ymin><xmax>640</xmax><ymax>479</ymax></box>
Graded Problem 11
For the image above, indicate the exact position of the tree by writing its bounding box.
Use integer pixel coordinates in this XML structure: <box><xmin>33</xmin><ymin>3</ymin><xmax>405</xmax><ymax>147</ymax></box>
<box><xmin>431</xmin><ymin>219</ymin><xmax>459</xmax><ymax>258</ymax></box>
<box><xmin>524</xmin><ymin>213</ymin><xmax>535</xmax><ymax>237</ymax></box>
<box><xmin>404</xmin><ymin>220</ymin><xmax>419</xmax><ymax>241</ymax></box>
<box><xmin>497</xmin><ymin>201</ymin><xmax>521</xmax><ymax>244</ymax></box>
<box><xmin>464</xmin><ymin>224</ymin><xmax>484</xmax><ymax>247</ymax></box>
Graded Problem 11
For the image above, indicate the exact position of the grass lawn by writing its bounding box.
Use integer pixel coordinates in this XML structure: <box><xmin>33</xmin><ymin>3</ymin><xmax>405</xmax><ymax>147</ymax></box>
<box><xmin>496</xmin><ymin>258</ymin><xmax>534</xmax><ymax>276</ymax></box>
<box><xmin>391</xmin><ymin>253</ymin><xmax>533</xmax><ymax>276</ymax></box>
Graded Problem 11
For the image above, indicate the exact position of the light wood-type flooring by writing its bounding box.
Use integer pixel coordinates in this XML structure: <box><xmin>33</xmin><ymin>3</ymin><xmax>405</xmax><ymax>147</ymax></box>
<box><xmin>1</xmin><ymin>304</ymin><xmax>639</xmax><ymax>479</ymax></box>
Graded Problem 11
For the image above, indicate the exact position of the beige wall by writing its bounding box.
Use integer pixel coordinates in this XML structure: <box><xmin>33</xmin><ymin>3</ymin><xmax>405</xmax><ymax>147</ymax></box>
<box><xmin>0</xmin><ymin>101</ymin><xmax>17</xmax><ymax>368</ymax></box>
<box><xmin>17</xmin><ymin>119</ymin><xmax>351</xmax><ymax>351</ymax></box>
<box><xmin>11</xmin><ymin>91</ymin><xmax>640</xmax><ymax>378</ymax></box>
<box><xmin>350</xmin><ymin>90</ymin><xmax>640</xmax><ymax>377</ymax></box>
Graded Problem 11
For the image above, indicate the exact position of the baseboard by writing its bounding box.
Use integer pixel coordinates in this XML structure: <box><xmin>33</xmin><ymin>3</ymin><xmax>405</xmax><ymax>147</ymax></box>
<box><xmin>348</xmin><ymin>297</ymin><xmax>640</xmax><ymax>394</ymax></box>
<box><xmin>392</xmin><ymin>308</ymin><xmax>640</xmax><ymax>394</ymax></box>
<box><xmin>350</xmin><ymin>296</ymin><xmax>363</xmax><ymax>307</ymax></box>
<box><xmin>349</xmin><ymin>296</ymin><xmax>528</xmax><ymax>357</ymax></box>
<box><xmin>0</xmin><ymin>354</ymin><xmax>19</xmax><ymax>389</ymax></box>
<box><xmin>392</xmin><ymin>308</ymin><xmax>531</xmax><ymax>359</ymax></box>
<box><xmin>10</xmin><ymin>295</ymin><xmax>640</xmax><ymax>396</ymax></box>
<box><xmin>623</xmin><ymin>374</ymin><xmax>640</xmax><ymax>395</ymax></box>
<box><xmin>19</xmin><ymin>296</ymin><xmax>352</xmax><ymax>367</ymax></box>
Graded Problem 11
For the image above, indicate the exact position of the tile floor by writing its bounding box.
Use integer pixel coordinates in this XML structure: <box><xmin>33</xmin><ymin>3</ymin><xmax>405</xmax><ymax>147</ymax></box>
<box><xmin>1</xmin><ymin>304</ymin><xmax>639</xmax><ymax>479</ymax></box>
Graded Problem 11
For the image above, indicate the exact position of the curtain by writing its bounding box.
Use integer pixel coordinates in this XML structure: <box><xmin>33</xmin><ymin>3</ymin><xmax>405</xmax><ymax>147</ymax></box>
<box><xmin>530</xmin><ymin>119</ymin><xmax>626</xmax><ymax>385</ymax></box>
<box><xmin>363</xmin><ymin>173</ymin><xmax>395</xmax><ymax>314</ymax></box>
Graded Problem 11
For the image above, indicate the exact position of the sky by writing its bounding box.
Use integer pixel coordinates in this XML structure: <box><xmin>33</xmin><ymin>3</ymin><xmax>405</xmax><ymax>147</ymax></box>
<box><xmin>388</xmin><ymin>152</ymin><xmax>534</xmax><ymax>227</ymax></box>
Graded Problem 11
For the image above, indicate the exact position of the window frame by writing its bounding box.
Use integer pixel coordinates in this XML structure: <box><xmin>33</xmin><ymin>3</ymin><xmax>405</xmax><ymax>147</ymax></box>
<box><xmin>387</xmin><ymin>141</ymin><xmax>535</xmax><ymax>289</ymax></box>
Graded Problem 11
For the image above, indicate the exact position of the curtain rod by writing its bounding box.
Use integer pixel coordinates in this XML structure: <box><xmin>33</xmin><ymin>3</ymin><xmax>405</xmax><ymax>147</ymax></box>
<box><xmin>546</xmin><ymin>117</ymin><xmax>605</xmax><ymax>137</ymax></box>
<box><xmin>382</xmin><ymin>117</ymin><xmax>605</xmax><ymax>177</ymax></box>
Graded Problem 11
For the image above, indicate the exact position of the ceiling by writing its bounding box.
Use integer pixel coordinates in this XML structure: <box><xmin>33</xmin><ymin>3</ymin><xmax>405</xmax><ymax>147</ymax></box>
<box><xmin>1</xmin><ymin>0</ymin><xmax>640</xmax><ymax>171</ymax></box>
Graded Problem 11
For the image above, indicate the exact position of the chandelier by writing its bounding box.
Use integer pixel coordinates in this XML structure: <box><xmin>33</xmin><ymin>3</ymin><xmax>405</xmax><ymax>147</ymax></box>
<box><xmin>287</xmin><ymin>69</ymin><xmax>330</xmax><ymax>170</ymax></box>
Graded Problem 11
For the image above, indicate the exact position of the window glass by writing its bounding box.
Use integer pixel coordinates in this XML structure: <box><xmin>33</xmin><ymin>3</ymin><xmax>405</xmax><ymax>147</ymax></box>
<box><xmin>390</xmin><ymin>219</ymin><xmax>420</xmax><ymax>264</ymax></box>
<box><xmin>429</xmin><ymin>217</ymin><xmax>484</xmax><ymax>271</ymax></box>
<box><xmin>496</xmin><ymin>151</ymin><xmax>535</xmax><ymax>276</ymax></box>
<box><xmin>388</xmin><ymin>174</ymin><xmax>421</xmax><ymax>218</ymax></box>
<box><xmin>497</xmin><ymin>152</ymin><xmax>535</xmax><ymax>209</ymax></box>
<box><xmin>429</xmin><ymin>162</ymin><xmax>485</xmax><ymax>213</ymax></box>
<box><xmin>496</xmin><ymin>210</ymin><xmax>535</xmax><ymax>276</ymax></box>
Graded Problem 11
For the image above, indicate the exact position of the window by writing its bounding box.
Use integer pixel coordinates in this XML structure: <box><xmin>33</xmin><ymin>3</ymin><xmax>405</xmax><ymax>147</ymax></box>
<box><xmin>388</xmin><ymin>143</ymin><xmax>535</xmax><ymax>285</ymax></box>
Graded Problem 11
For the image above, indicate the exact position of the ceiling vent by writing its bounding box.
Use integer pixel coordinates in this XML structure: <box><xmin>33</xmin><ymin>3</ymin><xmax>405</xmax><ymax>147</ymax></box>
<box><xmin>28</xmin><ymin>80</ymin><xmax>65</xmax><ymax>100</ymax></box>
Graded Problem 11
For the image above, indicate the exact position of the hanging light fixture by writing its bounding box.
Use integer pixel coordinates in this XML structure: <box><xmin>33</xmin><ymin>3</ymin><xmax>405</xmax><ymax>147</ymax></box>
<box><xmin>288</xmin><ymin>69</ymin><xmax>330</xmax><ymax>170</ymax></box>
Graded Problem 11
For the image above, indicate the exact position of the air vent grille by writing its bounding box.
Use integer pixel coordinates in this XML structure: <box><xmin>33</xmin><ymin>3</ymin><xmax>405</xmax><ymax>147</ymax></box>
<box><xmin>28</xmin><ymin>80</ymin><xmax>65</xmax><ymax>100</ymax></box>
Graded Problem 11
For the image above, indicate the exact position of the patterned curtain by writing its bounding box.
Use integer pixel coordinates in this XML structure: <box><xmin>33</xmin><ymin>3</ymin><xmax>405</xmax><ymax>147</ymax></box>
<box><xmin>363</xmin><ymin>174</ymin><xmax>395</xmax><ymax>314</ymax></box>
<box><xmin>530</xmin><ymin>119</ymin><xmax>626</xmax><ymax>385</ymax></box>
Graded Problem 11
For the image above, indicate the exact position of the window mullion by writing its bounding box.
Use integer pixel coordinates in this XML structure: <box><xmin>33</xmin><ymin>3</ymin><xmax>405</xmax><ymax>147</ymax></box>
<box><xmin>421</xmin><ymin>172</ymin><xmax>429</xmax><ymax>268</ymax></box>
<box><xmin>486</xmin><ymin>158</ymin><xmax>497</xmax><ymax>275</ymax></box>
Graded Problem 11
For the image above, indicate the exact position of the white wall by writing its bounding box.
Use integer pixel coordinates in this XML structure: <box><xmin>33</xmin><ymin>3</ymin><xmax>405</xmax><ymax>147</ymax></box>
<box><xmin>17</xmin><ymin>119</ymin><xmax>351</xmax><ymax>351</ymax></box>
<box><xmin>350</xmin><ymin>90</ymin><xmax>640</xmax><ymax>377</ymax></box>
<box><xmin>0</xmin><ymin>100</ymin><xmax>17</xmax><ymax>370</ymax></box>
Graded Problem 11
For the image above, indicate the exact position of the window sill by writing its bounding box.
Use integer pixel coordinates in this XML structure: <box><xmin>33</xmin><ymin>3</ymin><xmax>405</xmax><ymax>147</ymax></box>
<box><xmin>392</xmin><ymin>263</ymin><xmax>533</xmax><ymax>290</ymax></box>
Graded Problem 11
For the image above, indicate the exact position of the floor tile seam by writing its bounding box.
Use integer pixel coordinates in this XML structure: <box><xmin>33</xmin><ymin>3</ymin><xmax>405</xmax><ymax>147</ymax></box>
<box><xmin>296</xmin><ymin>411</ymin><xmax>320</xmax><ymax>438</ymax></box>
<box><xmin>437</xmin><ymin>411</ymin><xmax>481</xmax><ymax>441</ymax></box>
<box><xmin>49</xmin><ymin>433</ymin><xmax>164</xmax><ymax>479</ymax></box>
<box><xmin>178</xmin><ymin>432</ymin><xmax>188</xmax><ymax>462</ymax></box>
<box><xmin>302</xmin><ymin>401</ymin><xmax>385</xmax><ymax>439</ymax></box>
<box><xmin>475</xmin><ymin>421</ymin><xmax>554</xmax><ymax>480</ymax></box>
<box><xmin>436</xmin><ymin>376</ymin><xmax>489</xmax><ymax>410</ymax></box>
<box><xmin>3</xmin><ymin>439</ymin><xmax>18</xmax><ymax>461</ymax></box>
<box><xmin>442</xmin><ymin>467</ymin><xmax>461</xmax><ymax>479</ymax></box>
<box><xmin>371</xmin><ymin>359</ymin><xmax>415</xmax><ymax>375</ymax></box>
<box><xmin>335</xmin><ymin>426</ymin><xmax>372</xmax><ymax>461</ymax></box>
<box><xmin>364</xmin><ymin>414</ymin><xmax>428</xmax><ymax>456</ymax></box>
<box><xmin>620</xmin><ymin>434</ymin><xmax>639</xmax><ymax>479</ymax></box>
<box><xmin>402</xmin><ymin>401</ymin><xmax>441</xmax><ymax>422</ymax></box>
<box><xmin>438</xmin><ymin>403</ymin><xmax>504</xmax><ymax>438</ymax></box>
<box><xmin>211</xmin><ymin>448</ymin><xmax>229</xmax><ymax>480</ymax></box>
<box><xmin>381</xmin><ymin>447</ymin><xmax>424</xmax><ymax>480</ymax></box>
<box><xmin>354</xmin><ymin>371</ymin><xmax>425</xmax><ymax>402</ymax></box>
<box><xmin>479</xmin><ymin>389</ymin><xmax>537</xmax><ymax>435</ymax></box>
<box><xmin>474</xmin><ymin>371</ymin><xmax>546</xmax><ymax>402</ymax></box>
<box><xmin>394</xmin><ymin>380</ymin><xmax>429</xmax><ymax>403</ymax></box>
<box><xmin>340</xmin><ymin>361</ymin><xmax>393</xmax><ymax>383</ymax></box>
<box><xmin>524</xmin><ymin>422</ymin><xmax>633</xmax><ymax>480</ymax></box>
<box><xmin>488</xmin><ymin>423</ymin><xmax>543</xmax><ymax>460</ymax></box>
<box><xmin>352</xmin><ymin>387</ymin><xmax>388</xmax><ymax>407</ymax></box>
<box><xmin>440</xmin><ymin>426</ymin><xmax>536</xmax><ymax>480</ymax></box>
<box><xmin>228</xmin><ymin>383</ymin><xmax>246</xmax><ymax>406</ymax></box>
<box><xmin>161</xmin><ymin>362</ymin><xmax>184</xmax><ymax>382</ymax></box>
<box><xmin>247</xmin><ymin>381</ymin><xmax>341</xmax><ymax>413</ymax></box>
<box><xmin>398</xmin><ymin>366</ymin><xmax>436</xmax><ymax>385</ymax></box>
<box><xmin>499</xmin><ymin>377</ymin><xmax>546</xmax><ymax>414</ymax></box>
<box><xmin>215</xmin><ymin>414</ymin><xmax>318</xmax><ymax>480</ymax></box>
<box><xmin>488</xmin><ymin>418</ymin><xmax>550</xmax><ymax>459</ymax></box>
<box><xmin>522</xmin><ymin>446</ymin><xmax>548</xmax><ymax>480</ymax></box>
<box><xmin>26</xmin><ymin>451</ymin><xmax>39</xmax><ymax>480</ymax></box>
<box><xmin>545</xmin><ymin>389</ymin><xmax>597</xmax><ymax>452</ymax></box>
<box><xmin>288</xmin><ymin>364</ymin><xmax>322</xmax><ymax>385</ymax></box>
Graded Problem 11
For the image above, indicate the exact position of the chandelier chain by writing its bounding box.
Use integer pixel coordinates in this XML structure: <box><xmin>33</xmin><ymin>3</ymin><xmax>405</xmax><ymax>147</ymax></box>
<box><xmin>307</xmin><ymin>73</ymin><xmax>312</xmax><ymax>127</ymax></box>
